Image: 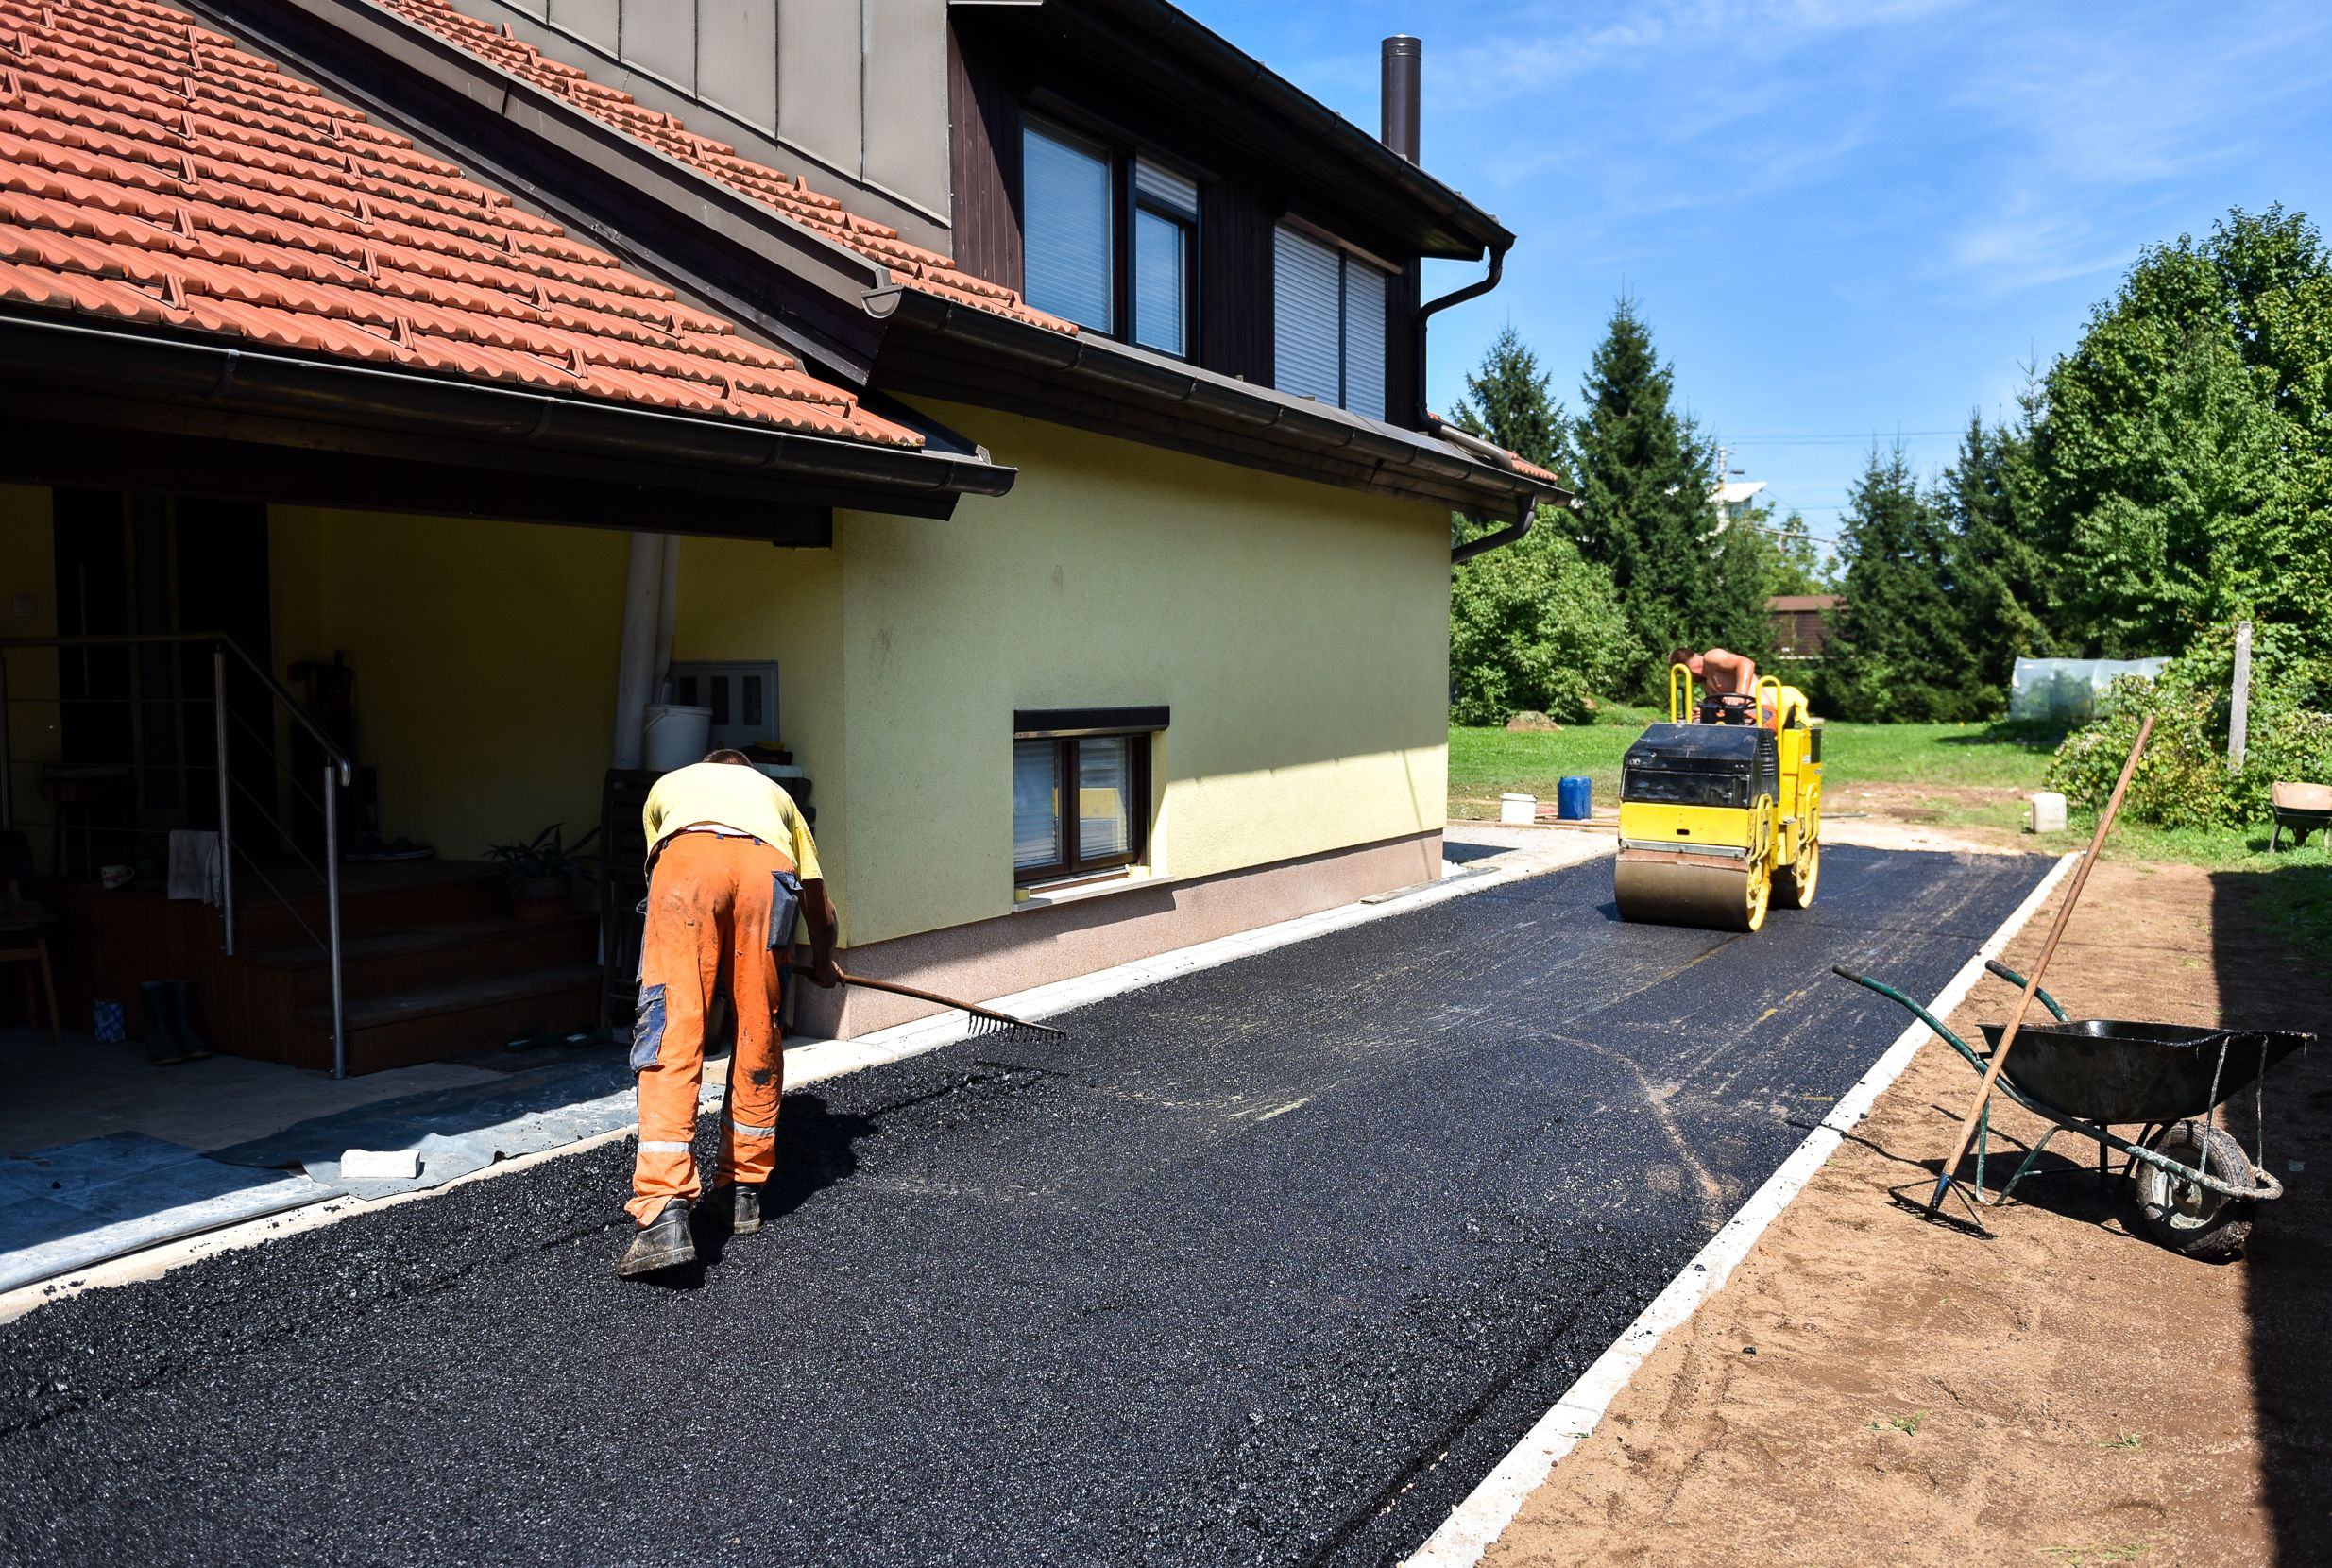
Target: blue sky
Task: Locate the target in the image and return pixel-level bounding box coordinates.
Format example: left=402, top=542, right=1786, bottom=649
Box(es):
left=1180, top=0, right=2332, bottom=546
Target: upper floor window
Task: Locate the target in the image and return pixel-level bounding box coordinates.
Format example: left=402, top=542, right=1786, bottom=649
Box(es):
left=1272, top=224, right=1388, bottom=419
left=1130, top=160, right=1197, bottom=357
left=1020, top=117, right=1198, bottom=357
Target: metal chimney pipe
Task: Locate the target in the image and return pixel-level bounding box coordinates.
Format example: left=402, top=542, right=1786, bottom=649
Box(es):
left=1381, top=35, right=1421, bottom=162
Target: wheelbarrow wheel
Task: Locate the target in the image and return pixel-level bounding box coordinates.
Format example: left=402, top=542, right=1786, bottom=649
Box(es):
left=2134, top=1121, right=2255, bottom=1259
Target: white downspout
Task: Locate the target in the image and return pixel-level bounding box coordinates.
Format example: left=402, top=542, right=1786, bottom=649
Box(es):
left=611, top=532, right=665, bottom=770
left=653, top=533, right=681, bottom=706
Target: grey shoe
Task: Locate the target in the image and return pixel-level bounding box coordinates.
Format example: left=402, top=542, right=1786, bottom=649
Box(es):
left=616, top=1198, right=695, bottom=1277
left=714, top=1183, right=762, bottom=1236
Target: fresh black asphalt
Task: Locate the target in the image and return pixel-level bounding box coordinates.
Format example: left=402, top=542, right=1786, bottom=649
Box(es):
left=0, top=844, right=2049, bottom=1566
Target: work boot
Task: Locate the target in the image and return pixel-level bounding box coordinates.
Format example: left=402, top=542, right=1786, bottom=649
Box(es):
left=140, top=980, right=189, bottom=1066
left=616, top=1198, right=696, bottom=1278
left=163, top=980, right=212, bottom=1062
left=712, top=1183, right=762, bottom=1236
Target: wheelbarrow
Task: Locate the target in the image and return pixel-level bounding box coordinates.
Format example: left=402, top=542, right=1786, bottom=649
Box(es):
left=1832, top=960, right=2310, bottom=1257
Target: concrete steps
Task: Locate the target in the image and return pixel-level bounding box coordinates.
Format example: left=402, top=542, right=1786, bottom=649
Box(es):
left=295, top=962, right=604, bottom=1075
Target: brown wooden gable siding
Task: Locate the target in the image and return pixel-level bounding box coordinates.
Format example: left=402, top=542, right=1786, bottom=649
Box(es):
left=947, top=26, right=1024, bottom=296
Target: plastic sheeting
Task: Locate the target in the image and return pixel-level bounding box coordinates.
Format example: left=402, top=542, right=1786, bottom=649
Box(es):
left=0, top=1133, right=330, bottom=1294
left=2009, top=656, right=2170, bottom=723
left=211, top=1056, right=638, bottom=1200
left=2, top=1051, right=742, bottom=1294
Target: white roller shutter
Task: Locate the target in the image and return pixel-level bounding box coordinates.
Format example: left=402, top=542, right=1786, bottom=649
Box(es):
left=1342, top=260, right=1388, bottom=420
left=1023, top=122, right=1114, bottom=332
left=1273, top=224, right=1342, bottom=404
left=1132, top=158, right=1198, bottom=216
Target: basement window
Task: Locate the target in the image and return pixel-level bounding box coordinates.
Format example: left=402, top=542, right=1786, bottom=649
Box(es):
left=669, top=661, right=779, bottom=752
left=1012, top=707, right=1164, bottom=887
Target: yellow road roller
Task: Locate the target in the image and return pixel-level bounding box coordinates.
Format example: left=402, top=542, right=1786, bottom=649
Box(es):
left=1612, top=667, right=1822, bottom=931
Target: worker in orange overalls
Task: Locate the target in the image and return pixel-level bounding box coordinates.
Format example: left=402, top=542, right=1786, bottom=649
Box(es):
left=619, top=748, right=839, bottom=1278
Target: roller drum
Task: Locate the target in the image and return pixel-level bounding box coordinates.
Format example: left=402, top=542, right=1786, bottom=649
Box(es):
left=1613, top=852, right=1767, bottom=932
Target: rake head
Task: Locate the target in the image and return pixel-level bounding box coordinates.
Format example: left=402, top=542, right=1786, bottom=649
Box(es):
left=1887, top=1180, right=1995, bottom=1239
left=965, top=1009, right=1067, bottom=1043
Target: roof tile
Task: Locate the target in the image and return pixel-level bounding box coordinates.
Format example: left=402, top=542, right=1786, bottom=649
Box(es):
left=0, top=0, right=923, bottom=448
left=374, top=0, right=1078, bottom=338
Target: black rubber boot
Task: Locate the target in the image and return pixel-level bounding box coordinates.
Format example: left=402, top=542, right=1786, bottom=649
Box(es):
left=140, top=980, right=189, bottom=1066
left=164, top=980, right=212, bottom=1061
left=713, top=1184, right=762, bottom=1236
left=616, top=1198, right=696, bottom=1278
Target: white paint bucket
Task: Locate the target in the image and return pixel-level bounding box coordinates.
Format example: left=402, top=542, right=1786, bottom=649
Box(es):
left=1500, top=793, right=1538, bottom=827
left=642, top=704, right=713, bottom=772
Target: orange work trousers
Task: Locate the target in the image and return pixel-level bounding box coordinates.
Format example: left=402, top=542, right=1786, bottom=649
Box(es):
left=628, top=831, right=799, bottom=1225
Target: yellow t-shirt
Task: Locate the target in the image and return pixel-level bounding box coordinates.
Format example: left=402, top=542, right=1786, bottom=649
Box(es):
left=641, top=762, right=823, bottom=879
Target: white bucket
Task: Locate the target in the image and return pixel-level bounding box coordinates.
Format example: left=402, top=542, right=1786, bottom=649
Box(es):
left=642, top=704, right=713, bottom=772
left=1500, top=793, right=1538, bottom=827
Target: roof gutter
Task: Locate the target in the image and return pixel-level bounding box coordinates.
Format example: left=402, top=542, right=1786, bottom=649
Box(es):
left=0, top=312, right=1016, bottom=503
left=866, top=282, right=1563, bottom=517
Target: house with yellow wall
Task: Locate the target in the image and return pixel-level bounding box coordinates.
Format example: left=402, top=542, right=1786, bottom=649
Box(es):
left=0, top=0, right=1558, bottom=1068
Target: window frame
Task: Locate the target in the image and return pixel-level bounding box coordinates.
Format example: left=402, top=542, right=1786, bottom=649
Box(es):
left=1128, top=162, right=1200, bottom=359
left=1011, top=710, right=1163, bottom=888
left=1018, top=111, right=1200, bottom=360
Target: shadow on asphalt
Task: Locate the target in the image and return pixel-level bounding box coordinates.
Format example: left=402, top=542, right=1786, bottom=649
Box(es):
left=641, top=1092, right=877, bottom=1292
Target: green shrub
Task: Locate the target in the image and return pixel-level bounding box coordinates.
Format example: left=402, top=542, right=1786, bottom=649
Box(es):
left=2047, top=624, right=2332, bottom=827
left=1450, top=510, right=1643, bottom=725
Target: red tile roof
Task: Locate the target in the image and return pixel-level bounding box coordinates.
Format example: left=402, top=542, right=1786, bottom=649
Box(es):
left=1424, top=412, right=1563, bottom=486
left=378, top=0, right=1078, bottom=337
left=0, top=0, right=923, bottom=446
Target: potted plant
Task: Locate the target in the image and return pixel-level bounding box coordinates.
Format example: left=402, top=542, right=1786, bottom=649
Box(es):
left=485, top=823, right=600, bottom=922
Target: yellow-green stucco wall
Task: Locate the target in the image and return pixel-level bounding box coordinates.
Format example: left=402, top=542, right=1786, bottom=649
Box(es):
left=264, top=512, right=841, bottom=872
left=6, top=417, right=1450, bottom=946
left=831, top=403, right=1451, bottom=946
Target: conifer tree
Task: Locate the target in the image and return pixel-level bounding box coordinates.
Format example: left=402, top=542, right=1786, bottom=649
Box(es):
left=1824, top=445, right=1975, bottom=721
left=1939, top=406, right=2053, bottom=713
left=1449, top=324, right=1569, bottom=477
left=1572, top=299, right=1768, bottom=690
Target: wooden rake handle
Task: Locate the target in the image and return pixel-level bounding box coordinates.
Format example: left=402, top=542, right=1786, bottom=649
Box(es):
left=790, top=963, right=1066, bottom=1039
left=1928, top=712, right=2154, bottom=1212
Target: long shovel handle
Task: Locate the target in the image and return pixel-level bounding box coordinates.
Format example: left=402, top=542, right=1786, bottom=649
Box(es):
left=791, top=964, right=1067, bottom=1039
left=1928, top=712, right=2153, bottom=1212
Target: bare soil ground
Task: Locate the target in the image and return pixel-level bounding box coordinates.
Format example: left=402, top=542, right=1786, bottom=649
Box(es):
left=1485, top=858, right=2332, bottom=1568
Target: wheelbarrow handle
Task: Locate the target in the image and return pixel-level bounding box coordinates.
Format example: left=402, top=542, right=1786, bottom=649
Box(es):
left=1982, top=958, right=2068, bottom=1023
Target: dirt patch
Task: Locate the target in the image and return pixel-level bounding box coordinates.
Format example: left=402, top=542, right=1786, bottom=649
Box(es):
left=1486, top=859, right=2331, bottom=1568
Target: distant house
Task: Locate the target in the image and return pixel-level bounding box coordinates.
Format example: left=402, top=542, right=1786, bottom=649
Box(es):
left=1710, top=478, right=1767, bottom=532
left=1767, top=595, right=1843, bottom=660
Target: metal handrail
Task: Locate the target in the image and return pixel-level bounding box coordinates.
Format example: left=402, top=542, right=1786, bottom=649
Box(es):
left=0, top=632, right=355, bottom=781
left=0, top=632, right=353, bottom=1076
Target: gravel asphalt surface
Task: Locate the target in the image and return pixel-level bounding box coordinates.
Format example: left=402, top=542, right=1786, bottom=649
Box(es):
left=0, top=844, right=2049, bottom=1566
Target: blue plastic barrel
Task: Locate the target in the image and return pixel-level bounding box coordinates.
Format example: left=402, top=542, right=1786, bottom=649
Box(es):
left=1557, top=775, right=1592, bottom=820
